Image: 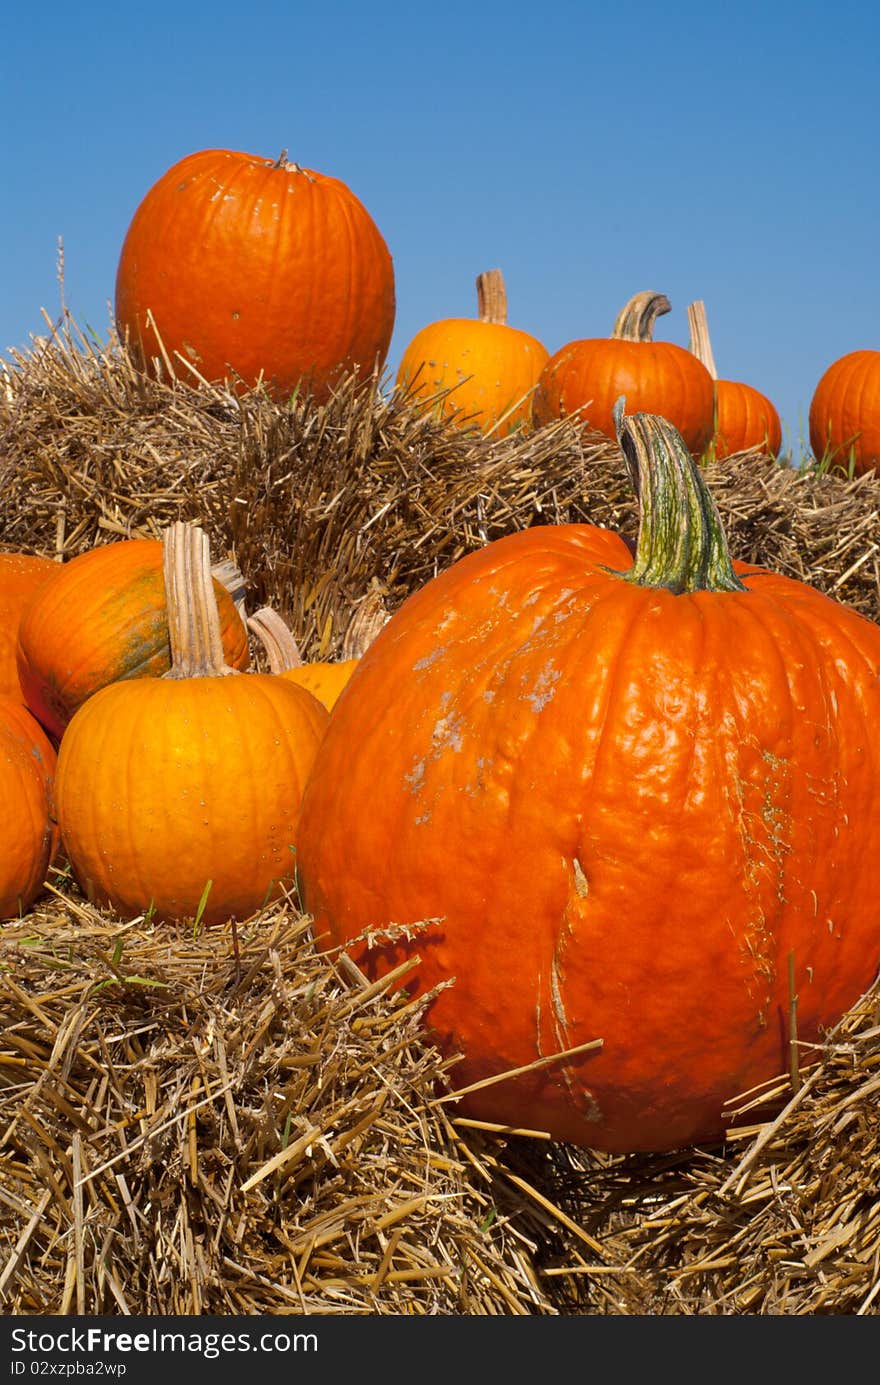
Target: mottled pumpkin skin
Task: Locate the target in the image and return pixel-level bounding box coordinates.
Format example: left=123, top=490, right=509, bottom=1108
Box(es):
left=809, top=349, right=880, bottom=476
left=534, top=339, right=715, bottom=456
left=0, top=553, right=59, bottom=701
left=17, top=539, right=250, bottom=740
left=713, top=379, right=783, bottom=460
left=0, top=696, right=58, bottom=919
left=55, top=674, right=328, bottom=926
left=296, top=524, right=880, bottom=1154
left=115, top=148, right=395, bottom=402
left=396, top=319, right=549, bottom=433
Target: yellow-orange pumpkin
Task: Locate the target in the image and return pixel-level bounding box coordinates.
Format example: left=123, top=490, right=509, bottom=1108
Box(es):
left=395, top=269, right=549, bottom=433
left=247, top=587, right=389, bottom=713
left=54, top=524, right=328, bottom=926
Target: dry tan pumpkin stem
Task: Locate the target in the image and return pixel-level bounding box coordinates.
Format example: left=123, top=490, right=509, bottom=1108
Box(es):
left=476, top=269, right=508, bottom=326
left=211, top=557, right=248, bottom=620
left=612, top=290, right=672, bottom=343
left=341, top=582, right=390, bottom=659
left=163, top=520, right=237, bottom=679
left=687, top=300, right=719, bottom=379
left=247, top=605, right=303, bottom=672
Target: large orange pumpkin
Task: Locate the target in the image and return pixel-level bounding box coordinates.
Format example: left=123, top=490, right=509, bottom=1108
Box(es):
left=115, top=148, right=396, bottom=402
left=54, top=524, right=328, bottom=926
left=0, top=552, right=59, bottom=701
left=0, top=695, right=58, bottom=919
left=687, top=300, right=782, bottom=460
left=295, top=400, right=880, bottom=1155
left=809, top=349, right=880, bottom=476
left=395, top=269, right=549, bottom=433
left=17, top=537, right=250, bottom=741
left=533, top=291, right=715, bottom=455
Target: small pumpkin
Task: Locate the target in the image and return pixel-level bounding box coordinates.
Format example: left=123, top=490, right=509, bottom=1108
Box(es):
left=395, top=269, right=549, bottom=433
left=533, top=291, right=715, bottom=455
left=0, top=551, right=59, bottom=701
left=687, top=300, right=782, bottom=460
left=54, top=523, right=329, bottom=926
left=115, top=147, right=395, bottom=402
left=247, top=585, right=389, bottom=712
left=0, top=695, right=58, bottom=920
left=295, top=399, right=880, bottom=1155
left=809, top=349, right=880, bottom=476
left=17, top=537, right=250, bottom=741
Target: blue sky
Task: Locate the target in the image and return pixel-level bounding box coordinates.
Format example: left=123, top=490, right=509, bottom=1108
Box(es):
left=2, top=0, right=878, bottom=459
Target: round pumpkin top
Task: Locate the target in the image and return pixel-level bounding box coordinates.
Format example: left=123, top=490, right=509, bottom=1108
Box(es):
left=395, top=269, right=549, bottom=433
left=115, top=147, right=396, bottom=401
left=533, top=291, right=715, bottom=455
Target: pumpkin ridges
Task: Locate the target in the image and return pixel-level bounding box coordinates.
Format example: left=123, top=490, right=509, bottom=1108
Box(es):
left=16, top=537, right=249, bottom=740
left=0, top=552, right=59, bottom=701
left=59, top=677, right=325, bottom=921
left=533, top=293, right=715, bottom=455
left=395, top=268, right=549, bottom=434
left=726, top=575, right=878, bottom=1028
left=714, top=379, right=782, bottom=459
left=115, top=148, right=395, bottom=401
left=0, top=697, right=58, bottom=919
left=294, top=408, right=880, bottom=1153
left=809, top=349, right=880, bottom=475
left=0, top=737, right=50, bottom=916
left=54, top=522, right=328, bottom=925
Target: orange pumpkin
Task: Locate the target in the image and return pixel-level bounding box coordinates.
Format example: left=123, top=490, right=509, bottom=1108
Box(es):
left=0, top=552, right=59, bottom=701
left=809, top=350, right=880, bottom=476
left=54, top=523, right=328, bottom=926
left=295, top=401, right=880, bottom=1155
left=17, top=537, right=250, bottom=741
left=115, top=148, right=395, bottom=402
left=247, top=587, right=389, bottom=713
left=395, top=269, right=549, bottom=433
left=533, top=291, right=715, bottom=455
left=0, top=695, right=58, bottom=919
left=687, top=300, right=782, bottom=460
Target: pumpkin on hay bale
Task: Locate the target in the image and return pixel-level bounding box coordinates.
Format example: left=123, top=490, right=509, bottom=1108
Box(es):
left=294, top=398, right=880, bottom=1155
left=1, top=314, right=880, bottom=1314
left=114, top=146, right=396, bottom=403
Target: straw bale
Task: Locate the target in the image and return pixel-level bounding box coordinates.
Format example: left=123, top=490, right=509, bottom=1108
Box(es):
left=2, top=312, right=880, bottom=1316
left=0, top=877, right=646, bottom=1316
